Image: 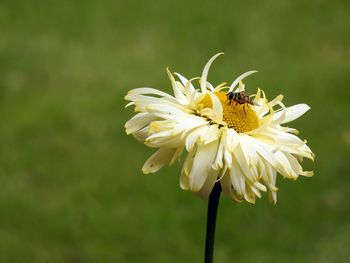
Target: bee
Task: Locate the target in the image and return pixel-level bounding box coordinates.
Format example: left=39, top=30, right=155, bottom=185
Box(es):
left=226, top=91, right=254, bottom=114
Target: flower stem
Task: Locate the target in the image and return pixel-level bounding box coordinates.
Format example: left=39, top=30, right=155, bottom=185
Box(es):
left=204, top=182, right=222, bottom=263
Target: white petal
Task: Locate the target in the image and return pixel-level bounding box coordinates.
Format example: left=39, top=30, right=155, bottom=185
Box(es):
left=125, top=102, right=134, bottom=108
left=185, top=128, right=202, bottom=152
left=166, top=69, right=188, bottom=104
left=200, top=53, right=224, bottom=93
left=232, top=143, right=258, bottom=183
left=181, top=77, right=201, bottom=102
left=132, top=126, right=149, bottom=143
left=197, top=169, right=219, bottom=199
left=272, top=106, right=286, bottom=125
left=300, top=170, right=314, bottom=177
left=226, top=128, right=240, bottom=152
left=274, top=104, right=310, bottom=124
left=224, top=150, right=232, bottom=169
left=188, top=140, right=219, bottom=191
left=180, top=172, right=190, bottom=190
left=212, top=137, right=224, bottom=170
left=148, top=120, right=175, bottom=134
left=258, top=158, right=278, bottom=192
left=170, top=146, right=184, bottom=165
left=284, top=152, right=303, bottom=175
left=199, top=125, right=221, bottom=144
left=126, top=95, right=188, bottom=115
left=230, top=158, right=246, bottom=196
left=249, top=184, right=263, bottom=198
left=125, top=112, right=155, bottom=134
left=146, top=103, right=189, bottom=119
left=174, top=72, right=195, bottom=94
left=244, top=187, right=256, bottom=204
left=284, top=152, right=313, bottom=177
left=272, top=129, right=306, bottom=147
left=269, top=191, right=277, bottom=204
left=229, top=71, right=258, bottom=92
left=145, top=130, right=183, bottom=148
left=239, top=134, right=259, bottom=167
left=207, top=91, right=223, bottom=121
left=255, top=94, right=283, bottom=118
left=213, top=82, right=228, bottom=92
left=125, top=94, right=164, bottom=109
left=220, top=172, right=241, bottom=201
left=185, top=125, right=220, bottom=151
left=142, top=148, right=177, bottom=174
left=174, top=72, right=195, bottom=91
left=268, top=94, right=284, bottom=108
left=248, top=139, right=278, bottom=167
left=236, top=81, right=245, bottom=92
left=265, top=164, right=278, bottom=204
left=180, top=149, right=196, bottom=190
left=274, top=151, right=298, bottom=179
left=207, top=81, right=215, bottom=92
left=127, top=87, right=176, bottom=100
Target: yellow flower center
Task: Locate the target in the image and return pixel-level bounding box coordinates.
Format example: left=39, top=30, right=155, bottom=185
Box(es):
left=199, top=91, right=259, bottom=133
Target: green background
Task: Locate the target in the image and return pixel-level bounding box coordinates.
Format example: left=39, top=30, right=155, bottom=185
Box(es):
left=1, top=0, right=349, bottom=262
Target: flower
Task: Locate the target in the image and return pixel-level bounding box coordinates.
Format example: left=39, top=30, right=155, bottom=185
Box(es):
left=125, top=53, right=314, bottom=204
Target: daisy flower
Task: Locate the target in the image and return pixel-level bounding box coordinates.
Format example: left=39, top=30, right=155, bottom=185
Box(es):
left=124, top=53, right=314, bottom=204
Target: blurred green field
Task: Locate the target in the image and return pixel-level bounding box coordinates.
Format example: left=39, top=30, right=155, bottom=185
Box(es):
left=0, top=0, right=349, bottom=262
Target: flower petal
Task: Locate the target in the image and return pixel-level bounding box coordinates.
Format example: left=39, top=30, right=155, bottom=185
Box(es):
left=166, top=69, right=188, bottom=104
left=132, top=126, right=149, bottom=143
left=207, top=91, right=223, bottom=121
left=230, top=157, right=246, bottom=196
left=185, top=124, right=219, bottom=151
left=197, top=169, right=220, bottom=199
left=212, top=136, right=225, bottom=170
left=174, top=72, right=194, bottom=90
left=200, top=53, right=224, bottom=93
left=226, top=128, right=240, bottom=152
left=127, top=87, right=176, bottom=100
left=188, top=140, right=219, bottom=191
left=125, top=112, right=155, bottom=134
left=220, top=171, right=242, bottom=202
left=274, top=104, right=310, bottom=124
left=229, top=70, right=258, bottom=92
left=142, top=148, right=177, bottom=174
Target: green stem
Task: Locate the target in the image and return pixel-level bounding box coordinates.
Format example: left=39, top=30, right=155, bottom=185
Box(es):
left=204, top=182, right=222, bottom=263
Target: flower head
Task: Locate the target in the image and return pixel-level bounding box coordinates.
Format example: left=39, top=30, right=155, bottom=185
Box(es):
left=125, top=53, right=314, bottom=204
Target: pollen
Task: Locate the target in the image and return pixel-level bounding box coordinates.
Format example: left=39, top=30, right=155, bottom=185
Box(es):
left=199, top=91, right=259, bottom=133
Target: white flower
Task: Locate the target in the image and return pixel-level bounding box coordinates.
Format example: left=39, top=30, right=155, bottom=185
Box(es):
left=125, top=53, right=314, bottom=204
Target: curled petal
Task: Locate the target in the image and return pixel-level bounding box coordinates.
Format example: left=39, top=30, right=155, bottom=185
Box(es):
left=142, top=148, right=177, bottom=174
left=200, top=53, right=224, bottom=93
left=229, top=71, right=258, bottom=92
left=274, top=104, right=310, bottom=124
left=207, top=91, right=223, bottom=121
left=188, top=140, right=219, bottom=191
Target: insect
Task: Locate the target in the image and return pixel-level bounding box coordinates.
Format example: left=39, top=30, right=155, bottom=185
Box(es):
left=226, top=91, right=254, bottom=105
left=226, top=91, right=254, bottom=114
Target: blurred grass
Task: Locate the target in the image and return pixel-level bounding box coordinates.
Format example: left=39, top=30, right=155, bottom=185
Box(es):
left=0, top=0, right=349, bottom=262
